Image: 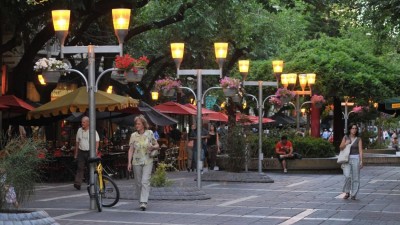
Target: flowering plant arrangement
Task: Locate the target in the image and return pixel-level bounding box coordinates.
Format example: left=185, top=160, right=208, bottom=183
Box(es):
left=220, top=76, right=241, bottom=89
left=275, top=88, right=295, bottom=99
left=269, top=96, right=282, bottom=108
left=114, top=54, right=150, bottom=72
left=311, top=95, right=326, bottom=104
left=33, top=58, right=70, bottom=72
left=155, top=77, right=181, bottom=91
left=352, top=106, right=364, bottom=113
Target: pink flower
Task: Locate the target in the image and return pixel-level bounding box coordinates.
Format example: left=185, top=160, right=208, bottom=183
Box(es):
left=275, top=88, right=295, bottom=99
left=352, top=106, right=363, bottom=113
left=220, top=77, right=240, bottom=89
left=269, top=96, right=282, bottom=107
left=155, top=78, right=181, bottom=91
left=311, top=95, right=325, bottom=104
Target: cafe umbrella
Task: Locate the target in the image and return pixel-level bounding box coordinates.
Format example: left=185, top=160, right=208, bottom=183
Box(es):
left=27, top=86, right=139, bottom=119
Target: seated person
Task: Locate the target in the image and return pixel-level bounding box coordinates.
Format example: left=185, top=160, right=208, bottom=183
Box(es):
left=275, top=135, right=294, bottom=173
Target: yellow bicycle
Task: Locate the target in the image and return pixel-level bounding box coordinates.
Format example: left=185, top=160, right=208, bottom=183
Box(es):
left=88, top=157, right=120, bottom=212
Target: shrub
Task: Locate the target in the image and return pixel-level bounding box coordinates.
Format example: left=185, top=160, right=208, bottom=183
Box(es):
left=222, top=125, right=247, bottom=172
left=247, top=133, right=336, bottom=158
left=150, top=163, right=173, bottom=187
left=0, top=138, right=43, bottom=210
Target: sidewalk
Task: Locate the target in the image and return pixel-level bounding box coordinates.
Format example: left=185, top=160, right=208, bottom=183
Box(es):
left=20, top=166, right=400, bottom=225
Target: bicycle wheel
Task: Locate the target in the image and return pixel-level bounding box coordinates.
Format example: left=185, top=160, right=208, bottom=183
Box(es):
left=101, top=175, right=120, bottom=207
left=94, top=175, right=103, bottom=212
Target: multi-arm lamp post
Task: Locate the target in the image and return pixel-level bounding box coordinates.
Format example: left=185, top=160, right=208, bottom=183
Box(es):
left=240, top=60, right=281, bottom=173
left=50, top=8, right=131, bottom=210
left=281, top=73, right=316, bottom=131
left=170, top=42, right=228, bottom=188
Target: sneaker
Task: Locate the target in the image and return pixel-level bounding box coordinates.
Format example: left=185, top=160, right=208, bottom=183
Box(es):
left=213, top=166, right=219, bottom=171
left=201, top=170, right=204, bottom=175
left=140, top=202, right=147, bottom=211
left=283, top=169, right=287, bottom=173
left=73, top=184, right=81, bottom=190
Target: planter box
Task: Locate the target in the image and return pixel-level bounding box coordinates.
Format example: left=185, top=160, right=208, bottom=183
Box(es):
left=42, top=70, right=61, bottom=83
left=124, top=67, right=146, bottom=82
left=217, top=155, right=341, bottom=172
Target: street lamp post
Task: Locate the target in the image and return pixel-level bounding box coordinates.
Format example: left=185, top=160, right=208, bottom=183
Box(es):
left=341, top=96, right=355, bottom=132
left=170, top=42, right=228, bottom=188
left=240, top=60, right=280, bottom=173
left=51, top=8, right=131, bottom=210
left=281, top=73, right=316, bottom=131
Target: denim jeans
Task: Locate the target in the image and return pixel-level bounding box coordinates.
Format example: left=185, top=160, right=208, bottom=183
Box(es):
left=341, top=156, right=361, bottom=197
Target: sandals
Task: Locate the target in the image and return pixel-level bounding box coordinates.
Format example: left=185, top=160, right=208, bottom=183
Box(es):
left=343, top=193, right=350, bottom=199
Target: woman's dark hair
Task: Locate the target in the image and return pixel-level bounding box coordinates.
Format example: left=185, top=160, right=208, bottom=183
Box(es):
left=346, top=123, right=359, bottom=136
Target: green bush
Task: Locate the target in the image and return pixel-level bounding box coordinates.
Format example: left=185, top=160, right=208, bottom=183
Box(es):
left=247, top=134, right=336, bottom=158
left=222, top=125, right=247, bottom=172
left=150, top=163, right=173, bottom=187
left=0, top=138, right=43, bottom=210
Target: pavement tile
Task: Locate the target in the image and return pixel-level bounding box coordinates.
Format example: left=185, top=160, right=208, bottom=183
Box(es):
left=18, top=166, right=400, bottom=225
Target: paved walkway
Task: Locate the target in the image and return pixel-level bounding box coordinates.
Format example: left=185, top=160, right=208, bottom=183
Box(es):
left=21, top=166, right=400, bottom=225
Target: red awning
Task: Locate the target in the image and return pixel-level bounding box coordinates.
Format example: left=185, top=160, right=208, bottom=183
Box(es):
left=153, top=101, right=197, bottom=115
left=184, top=104, right=218, bottom=115
left=0, top=95, right=34, bottom=113
left=203, top=112, right=228, bottom=122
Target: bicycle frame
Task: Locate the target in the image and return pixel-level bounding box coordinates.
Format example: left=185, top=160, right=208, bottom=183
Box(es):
left=96, top=162, right=104, bottom=192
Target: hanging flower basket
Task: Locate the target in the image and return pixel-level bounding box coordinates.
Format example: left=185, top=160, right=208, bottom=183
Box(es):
left=280, top=96, right=291, bottom=105
left=232, top=94, right=241, bottom=103
left=223, top=88, right=237, bottom=97
left=42, top=70, right=62, bottom=83
left=34, top=58, right=70, bottom=83
left=162, top=89, right=176, bottom=97
left=124, top=67, right=146, bottom=82
left=311, top=94, right=325, bottom=109
left=155, top=77, right=181, bottom=97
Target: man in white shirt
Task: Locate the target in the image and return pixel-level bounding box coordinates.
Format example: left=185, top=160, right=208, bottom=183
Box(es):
left=73, top=116, right=99, bottom=190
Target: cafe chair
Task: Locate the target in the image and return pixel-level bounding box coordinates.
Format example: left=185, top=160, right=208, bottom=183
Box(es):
left=177, top=141, right=187, bottom=171
left=164, top=147, right=179, bottom=170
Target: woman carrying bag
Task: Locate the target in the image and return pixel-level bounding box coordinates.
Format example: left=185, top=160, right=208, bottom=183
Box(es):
left=339, top=123, right=363, bottom=200
left=127, top=115, right=159, bottom=211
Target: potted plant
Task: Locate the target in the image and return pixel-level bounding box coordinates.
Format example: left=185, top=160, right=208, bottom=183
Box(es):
left=33, top=58, right=70, bottom=83
left=269, top=96, right=283, bottom=109
left=0, top=137, right=57, bottom=224
left=114, top=54, right=150, bottom=82
left=311, top=94, right=326, bottom=108
left=220, top=77, right=240, bottom=97
left=275, top=88, right=295, bottom=104
left=155, top=77, right=181, bottom=97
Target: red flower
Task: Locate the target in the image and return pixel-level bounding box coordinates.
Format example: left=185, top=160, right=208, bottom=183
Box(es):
left=114, top=54, right=150, bottom=72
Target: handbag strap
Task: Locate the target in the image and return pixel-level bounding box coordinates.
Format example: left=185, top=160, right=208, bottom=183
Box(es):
left=347, top=136, right=357, bottom=146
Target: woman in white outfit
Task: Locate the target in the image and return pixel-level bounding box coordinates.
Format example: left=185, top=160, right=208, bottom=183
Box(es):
left=127, top=115, right=159, bottom=211
left=339, top=123, right=363, bottom=200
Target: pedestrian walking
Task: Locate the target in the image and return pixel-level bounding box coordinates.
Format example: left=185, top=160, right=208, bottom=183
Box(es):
left=127, top=115, right=159, bottom=211
left=339, top=123, right=363, bottom=200
left=207, top=124, right=220, bottom=171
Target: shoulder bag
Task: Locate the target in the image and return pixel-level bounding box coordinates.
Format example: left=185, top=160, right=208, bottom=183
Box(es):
left=337, top=137, right=357, bottom=164
left=146, top=130, right=159, bottom=158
